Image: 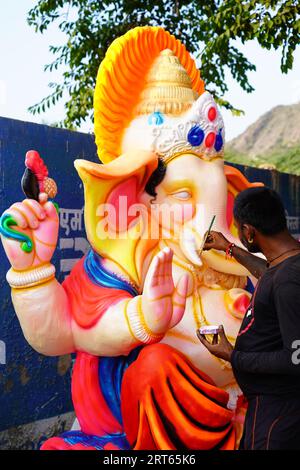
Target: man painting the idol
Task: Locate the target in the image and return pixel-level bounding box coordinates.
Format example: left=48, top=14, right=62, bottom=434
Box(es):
left=198, top=186, right=300, bottom=450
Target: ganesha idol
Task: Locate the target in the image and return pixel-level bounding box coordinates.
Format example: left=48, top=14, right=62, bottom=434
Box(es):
left=0, top=27, right=262, bottom=450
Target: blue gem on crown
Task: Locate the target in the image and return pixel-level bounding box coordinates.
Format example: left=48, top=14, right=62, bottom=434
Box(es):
left=148, top=111, right=165, bottom=126
left=214, top=130, right=223, bottom=152
left=187, top=126, right=205, bottom=147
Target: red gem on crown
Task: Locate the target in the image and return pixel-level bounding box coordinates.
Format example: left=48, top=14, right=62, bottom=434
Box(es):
left=205, top=132, right=216, bottom=148
left=207, top=106, right=217, bottom=122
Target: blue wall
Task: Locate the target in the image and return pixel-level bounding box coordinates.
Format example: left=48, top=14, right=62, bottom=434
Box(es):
left=0, top=116, right=299, bottom=447
left=0, top=117, right=98, bottom=440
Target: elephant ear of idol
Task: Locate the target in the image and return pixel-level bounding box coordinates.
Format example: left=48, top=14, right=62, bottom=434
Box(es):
left=74, top=26, right=205, bottom=286
left=224, top=165, right=263, bottom=239
left=74, top=150, right=158, bottom=286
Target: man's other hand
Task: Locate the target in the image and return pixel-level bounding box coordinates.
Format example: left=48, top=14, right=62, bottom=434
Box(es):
left=197, top=325, right=234, bottom=362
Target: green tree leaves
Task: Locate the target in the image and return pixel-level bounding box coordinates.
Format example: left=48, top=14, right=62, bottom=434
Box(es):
left=27, top=0, right=300, bottom=129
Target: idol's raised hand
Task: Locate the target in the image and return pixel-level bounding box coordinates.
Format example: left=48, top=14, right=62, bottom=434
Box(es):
left=0, top=194, right=59, bottom=271
left=141, top=247, right=189, bottom=334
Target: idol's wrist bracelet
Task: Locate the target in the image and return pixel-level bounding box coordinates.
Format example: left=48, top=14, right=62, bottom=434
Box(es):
left=7, top=264, right=56, bottom=289
left=125, top=296, right=164, bottom=344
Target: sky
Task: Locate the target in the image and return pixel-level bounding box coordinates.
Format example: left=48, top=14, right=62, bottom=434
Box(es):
left=1, top=0, right=300, bottom=141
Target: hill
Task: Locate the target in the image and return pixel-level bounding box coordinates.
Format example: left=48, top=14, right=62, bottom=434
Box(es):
left=226, top=102, right=300, bottom=175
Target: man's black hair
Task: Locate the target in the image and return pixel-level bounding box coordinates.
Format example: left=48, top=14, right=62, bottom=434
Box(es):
left=233, top=186, right=287, bottom=236
left=144, top=158, right=167, bottom=198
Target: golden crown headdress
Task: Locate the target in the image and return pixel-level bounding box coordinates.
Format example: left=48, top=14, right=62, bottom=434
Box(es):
left=93, top=26, right=224, bottom=164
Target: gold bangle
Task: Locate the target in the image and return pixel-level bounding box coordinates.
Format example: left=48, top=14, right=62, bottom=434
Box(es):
left=6, top=264, right=55, bottom=289
left=126, top=296, right=164, bottom=344
left=136, top=296, right=163, bottom=340
left=124, top=299, right=139, bottom=342
left=11, top=274, right=55, bottom=290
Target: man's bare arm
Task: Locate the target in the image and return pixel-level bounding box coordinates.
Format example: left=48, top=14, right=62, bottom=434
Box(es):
left=230, top=245, right=266, bottom=279
left=203, top=231, right=267, bottom=279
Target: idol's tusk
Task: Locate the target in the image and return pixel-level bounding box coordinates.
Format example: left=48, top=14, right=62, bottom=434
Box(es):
left=180, top=229, right=203, bottom=267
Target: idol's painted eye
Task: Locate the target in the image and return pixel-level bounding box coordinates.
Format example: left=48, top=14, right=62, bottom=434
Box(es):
left=170, top=190, right=192, bottom=200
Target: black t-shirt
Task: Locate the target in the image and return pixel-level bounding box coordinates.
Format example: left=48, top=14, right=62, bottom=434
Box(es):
left=232, top=252, right=300, bottom=398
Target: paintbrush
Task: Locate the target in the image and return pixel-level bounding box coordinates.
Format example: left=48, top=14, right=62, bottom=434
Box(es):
left=197, top=215, right=216, bottom=256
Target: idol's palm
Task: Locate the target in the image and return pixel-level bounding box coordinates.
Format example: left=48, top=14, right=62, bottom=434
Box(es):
left=142, top=247, right=189, bottom=334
